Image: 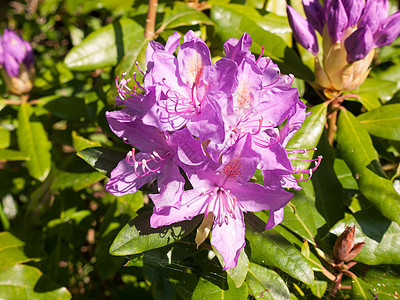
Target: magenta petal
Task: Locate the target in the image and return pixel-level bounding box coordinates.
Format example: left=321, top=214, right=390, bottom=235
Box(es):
left=150, top=188, right=206, bottom=228
left=373, top=11, right=400, bottom=47
left=224, top=33, right=252, bottom=61
left=211, top=207, right=245, bottom=270
left=345, top=26, right=374, bottom=63
left=165, top=32, right=181, bottom=53
left=207, top=58, right=238, bottom=96
left=105, top=153, right=159, bottom=196
left=257, top=143, right=292, bottom=172
left=265, top=207, right=284, bottom=230
left=3, top=52, right=20, bottom=77
left=171, top=128, right=208, bottom=167
left=359, top=0, right=389, bottom=33
left=226, top=181, right=293, bottom=212
left=287, top=5, right=319, bottom=55
left=302, top=0, right=324, bottom=34
left=149, top=162, right=184, bottom=211
left=327, top=0, right=349, bottom=43
left=341, top=0, right=365, bottom=27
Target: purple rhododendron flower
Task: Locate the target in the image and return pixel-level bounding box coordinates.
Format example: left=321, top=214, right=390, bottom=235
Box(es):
left=106, top=31, right=321, bottom=269
left=0, top=29, right=35, bottom=95
left=287, top=0, right=400, bottom=91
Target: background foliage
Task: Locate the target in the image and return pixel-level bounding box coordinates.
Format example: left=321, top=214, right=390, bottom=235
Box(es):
left=1, top=0, right=400, bottom=299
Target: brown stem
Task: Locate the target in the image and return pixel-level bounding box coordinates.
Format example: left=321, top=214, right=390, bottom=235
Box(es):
left=329, top=273, right=343, bottom=300
left=144, top=0, right=158, bottom=38
left=327, top=109, right=338, bottom=145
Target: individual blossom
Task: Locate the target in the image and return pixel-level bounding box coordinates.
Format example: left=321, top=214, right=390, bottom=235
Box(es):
left=287, top=0, right=400, bottom=93
left=0, top=29, right=35, bottom=95
left=106, top=32, right=320, bottom=269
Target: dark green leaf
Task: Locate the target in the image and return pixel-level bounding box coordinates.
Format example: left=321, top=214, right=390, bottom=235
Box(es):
left=246, top=262, right=290, bottom=300
left=77, top=147, right=126, bottom=177
left=286, top=103, right=328, bottom=170
left=357, top=104, right=400, bottom=141
left=281, top=180, right=325, bottom=243
left=213, top=247, right=249, bottom=288
left=245, top=214, right=314, bottom=285
left=211, top=4, right=314, bottom=81
left=109, top=210, right=201, bottom=255
left=352, top=277, right=374, bottom=300
left=312, top=132, right=345, bottom=232
left=337, top=109, right=400, bottom=225
left=333, top=158, right=358, bottom=190
left=192, top=275, right=248, bottom=300
left=0, top=264, right=71, bottom=299
left=329, top=207, right=400, bottom=265
left=64, top=18, right=144, bottom=71
left=17, top=103, right=52, bottom=181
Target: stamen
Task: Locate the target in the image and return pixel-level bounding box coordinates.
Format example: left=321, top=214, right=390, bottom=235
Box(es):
left=256, top=46, right=265, bottom=63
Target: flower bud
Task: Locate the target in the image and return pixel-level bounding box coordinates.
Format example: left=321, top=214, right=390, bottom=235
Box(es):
left=333, top=225, right=365, bottom=263
left=0, top=29, right=35, bottom=95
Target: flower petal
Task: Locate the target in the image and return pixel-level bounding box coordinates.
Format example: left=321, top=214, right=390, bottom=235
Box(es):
left=344, top=26, right=374, bottom=63
left=210, top=206, right=245, bottom=270
left=224, top=33, right=253, bottom=62
left=341, top=0, right=365, bottom=27
left=373, top=11, right=400, bottom=48
left=359, top=0, right=389, bottom=33
left=302, top=0, right=324, bottom=34
left=327, top=0, right=349, bottom=43
left=265, top=207, right=285, bottom=230
left=287, top=5, right=319, bottom=55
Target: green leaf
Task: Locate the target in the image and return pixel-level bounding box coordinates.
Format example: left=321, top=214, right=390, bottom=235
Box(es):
left=246, top=262, right=290, bottom=300
left=286, top=103, right=328, bottom=170
left=357, top=104, right=400, bottom=141
left=109, top=210, right=201, bottom=255
left=351, top=78, right=397, bottom=110
left=312, top=132, right=345, bottom=232
left=0, top=232, right=31, bottom=270
left=51, top=171, right=106, bottom=192
left=245, top=214, right=314, bottom=285
left=352, top=277, right=374, bottom=300
left=329, top=207, right=400, bottom=265
left=17, top=103, right=52, bottom=181
left=77, top=147, right=126, bottom=177
left=281, top=180, right=325, bottom=243
left=158, top=2, right=214, bottom=31
left=310, top=280, right=327, bottom=298
left=0, top=264, right=71, bottom=299
left=0, top=149, right=28, bottom=161
left=213, top=247, right=249, bottom=288
left=72, top=131, right=102, bottom=153
left=64, top=18, right=144, bottom=71
left=0, top=127, right=10, bottom=149
left=210, top=4, right=314, bottom=81
left=0, top=232, right=24, bottom=250
left=333, top=158, right=358, bottom=190
left=192, top=275, right=248, bottom=300
left=363, top=266, right=400, bottom=300
left=337, top=109, right=400, bottom=225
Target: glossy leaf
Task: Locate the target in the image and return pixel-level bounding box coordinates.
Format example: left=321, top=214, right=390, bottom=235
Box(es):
left=333, top=158, right=358, bottom=190
left=310, top=281, right=327, bottom=298
left=337, top=109, right=400, bottom=225
left=363, top=266, right=400, bottom=300
left=357, top=104, right=400, bottom=141
left=245, top=213, right=314, bottom=285
left=64, top=18, right=144, bottom=71
left=77, top=147, right=126, bottom=177
left=312, top=133, right=345, bottom=232
left=0, top=149, right=28, bottom=161
left=245, top=262, right=290, bottom=300
left=0, top=247, right=31, bottom=270
left=213, top=247, right=249, bottom=288
left=286, top=103, right=328, bottom=170
left=0, top=264, right=71, bottom=299
left=17, top=103, right=52, bottom=181
left=158, top=2, right=214, bottom=31
left=109, top=210, right=201, bottom=255
left=281, top=180, right=325, bottom=243
left=351, top=78, right=397, bottom=110
left=329, top=207, right=400, bottom=265
left=51, top=171, right=106, bottom=192
left=192, top=275, right=248, bottom=300
left=72, top=131, right=102, bottom=153
left=211, top=4, right=314, bottom=81
left=352, top=277, right=374, bottom=300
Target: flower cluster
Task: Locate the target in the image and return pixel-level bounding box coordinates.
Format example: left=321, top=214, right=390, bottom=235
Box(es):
left=287, top=0, right=400, bottom=92
left=0, top=29, right=35, bottom=95
left=106, top=32, right=321, bottom=269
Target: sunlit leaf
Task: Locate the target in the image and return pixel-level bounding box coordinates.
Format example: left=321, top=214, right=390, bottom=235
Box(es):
left=77, top=147, right=126, bottom=177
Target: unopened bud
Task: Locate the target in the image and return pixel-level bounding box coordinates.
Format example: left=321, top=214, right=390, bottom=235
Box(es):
left=333, top=225, right=365, bottom=263
left=0, top=29, right=35, bottom=95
